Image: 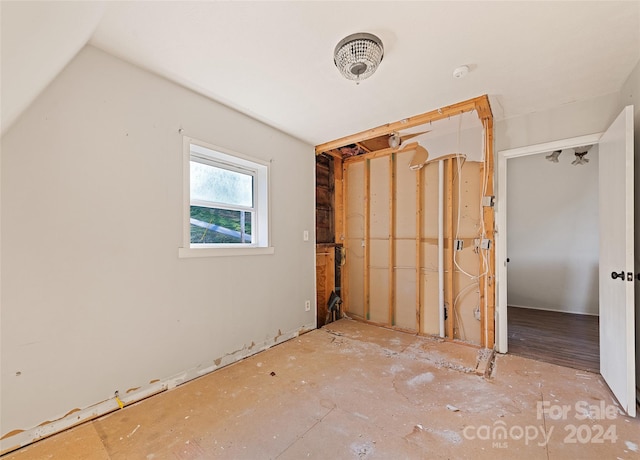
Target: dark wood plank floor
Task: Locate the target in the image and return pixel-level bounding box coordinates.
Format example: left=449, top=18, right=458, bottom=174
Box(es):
left=507, top=306, right=599, bottom=373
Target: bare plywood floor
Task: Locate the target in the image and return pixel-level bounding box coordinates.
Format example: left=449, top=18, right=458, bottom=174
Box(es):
left=4, top=319, right=638, bottom=459
left=507, top=306, right=599, bottom=373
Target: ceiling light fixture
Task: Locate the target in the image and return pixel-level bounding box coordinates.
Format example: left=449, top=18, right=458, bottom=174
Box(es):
left=334, top=32, right=384, bottom=83
left=546, top=150, right=561, bottom=163
left=572, top=145, right=592, bottom=166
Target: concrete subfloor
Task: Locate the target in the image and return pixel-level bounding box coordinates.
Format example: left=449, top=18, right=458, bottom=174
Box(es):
left=3, top=319, right=639, bottom=459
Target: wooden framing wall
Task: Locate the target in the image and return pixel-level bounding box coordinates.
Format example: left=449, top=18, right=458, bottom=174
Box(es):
left=316, top=95, right=495, bottom=348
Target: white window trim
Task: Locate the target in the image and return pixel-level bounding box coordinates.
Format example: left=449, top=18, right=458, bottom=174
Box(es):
left=179, top=137, right=273, bottom=258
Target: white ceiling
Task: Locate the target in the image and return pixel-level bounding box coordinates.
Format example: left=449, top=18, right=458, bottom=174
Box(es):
left=2, top=1, right=639, bottom=144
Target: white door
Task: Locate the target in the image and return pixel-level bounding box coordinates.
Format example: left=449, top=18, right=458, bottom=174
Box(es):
left=599, top=105, right=635, bottom=417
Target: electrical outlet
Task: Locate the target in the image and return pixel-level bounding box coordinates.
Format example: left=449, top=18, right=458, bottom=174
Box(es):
left=480, top=238, right=492, bottom=250
left=455, top=239, right=464, bottom=251
left=482, top=195, right=495, bottom=207
left=303, top=230, right=309, bottom=241
left=305, top=300, right=311, bottom=312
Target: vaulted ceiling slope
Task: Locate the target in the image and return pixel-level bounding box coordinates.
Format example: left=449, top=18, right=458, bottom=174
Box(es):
left=2, top=1, right=639, bottom=143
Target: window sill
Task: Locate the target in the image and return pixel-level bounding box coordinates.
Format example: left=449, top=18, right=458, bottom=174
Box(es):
left=178, top=246, right=275, bottom=258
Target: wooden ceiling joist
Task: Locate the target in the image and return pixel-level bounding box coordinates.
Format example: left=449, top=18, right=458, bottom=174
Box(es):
left=315, top=95, right=492, bottom=155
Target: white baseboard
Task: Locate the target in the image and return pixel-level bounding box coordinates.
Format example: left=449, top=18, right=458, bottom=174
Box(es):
left=0, top=323, right=314, bottom=456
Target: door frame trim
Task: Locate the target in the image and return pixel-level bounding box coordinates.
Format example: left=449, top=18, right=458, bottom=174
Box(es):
left=495, top=132, right=603, bottom=353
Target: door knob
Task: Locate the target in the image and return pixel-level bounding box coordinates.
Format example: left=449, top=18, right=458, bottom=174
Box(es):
left=611, top=271, right=625, bottom=280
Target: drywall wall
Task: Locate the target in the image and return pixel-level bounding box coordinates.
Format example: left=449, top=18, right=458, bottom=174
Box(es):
left=507, top=147, right=599, bottom=315
left=0, top=46, right=316, bottom=439
left=421, top=125, right=484, bottom=163
left=618, top=58, right=640, bottom=397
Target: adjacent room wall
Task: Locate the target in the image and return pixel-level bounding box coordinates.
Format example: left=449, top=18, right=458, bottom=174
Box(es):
left=507, top=148, right=599, bottom=315
left=0, top=46, right=316, bottom=438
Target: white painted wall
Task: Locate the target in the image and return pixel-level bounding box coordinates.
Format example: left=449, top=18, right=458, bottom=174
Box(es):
left=507, top=148, right=599, bottom=315
left=0, top=46, right=316, bottom=437
left=495, top=92, right=621, bottom=152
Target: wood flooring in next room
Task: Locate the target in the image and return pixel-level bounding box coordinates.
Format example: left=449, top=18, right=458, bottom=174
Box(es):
left=507, top=306, right=599, bottom=373
left=5, top=319, right=638, bottom=460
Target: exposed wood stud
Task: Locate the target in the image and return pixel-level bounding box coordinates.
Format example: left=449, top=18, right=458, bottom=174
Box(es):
left=481, top=116, right=496, bottom=348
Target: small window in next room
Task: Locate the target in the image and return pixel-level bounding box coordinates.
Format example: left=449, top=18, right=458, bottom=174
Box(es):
left=181, top=139, right=270, bottom=256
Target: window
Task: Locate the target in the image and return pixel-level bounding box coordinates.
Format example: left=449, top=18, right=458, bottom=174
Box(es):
left=180, top=139, right=271, bottom=257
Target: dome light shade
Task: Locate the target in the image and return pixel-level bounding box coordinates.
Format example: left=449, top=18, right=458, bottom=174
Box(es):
left=334, top=33, right=384, bottom=82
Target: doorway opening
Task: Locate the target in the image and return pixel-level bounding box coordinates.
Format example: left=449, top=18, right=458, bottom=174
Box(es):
left=497, top=107, right=636, bottom=417
left=505, top=147, right=600, bottom=372
left=495, top=132, right=603, bottom=352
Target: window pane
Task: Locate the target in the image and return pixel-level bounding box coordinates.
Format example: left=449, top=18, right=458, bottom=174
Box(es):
left=190, top=161, right=253, bottom=207
left=190, top=206, right=252, bottom=244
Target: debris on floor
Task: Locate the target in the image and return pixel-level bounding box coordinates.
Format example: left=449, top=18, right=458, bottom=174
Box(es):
left=4, top=318, right=638, bottom=460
